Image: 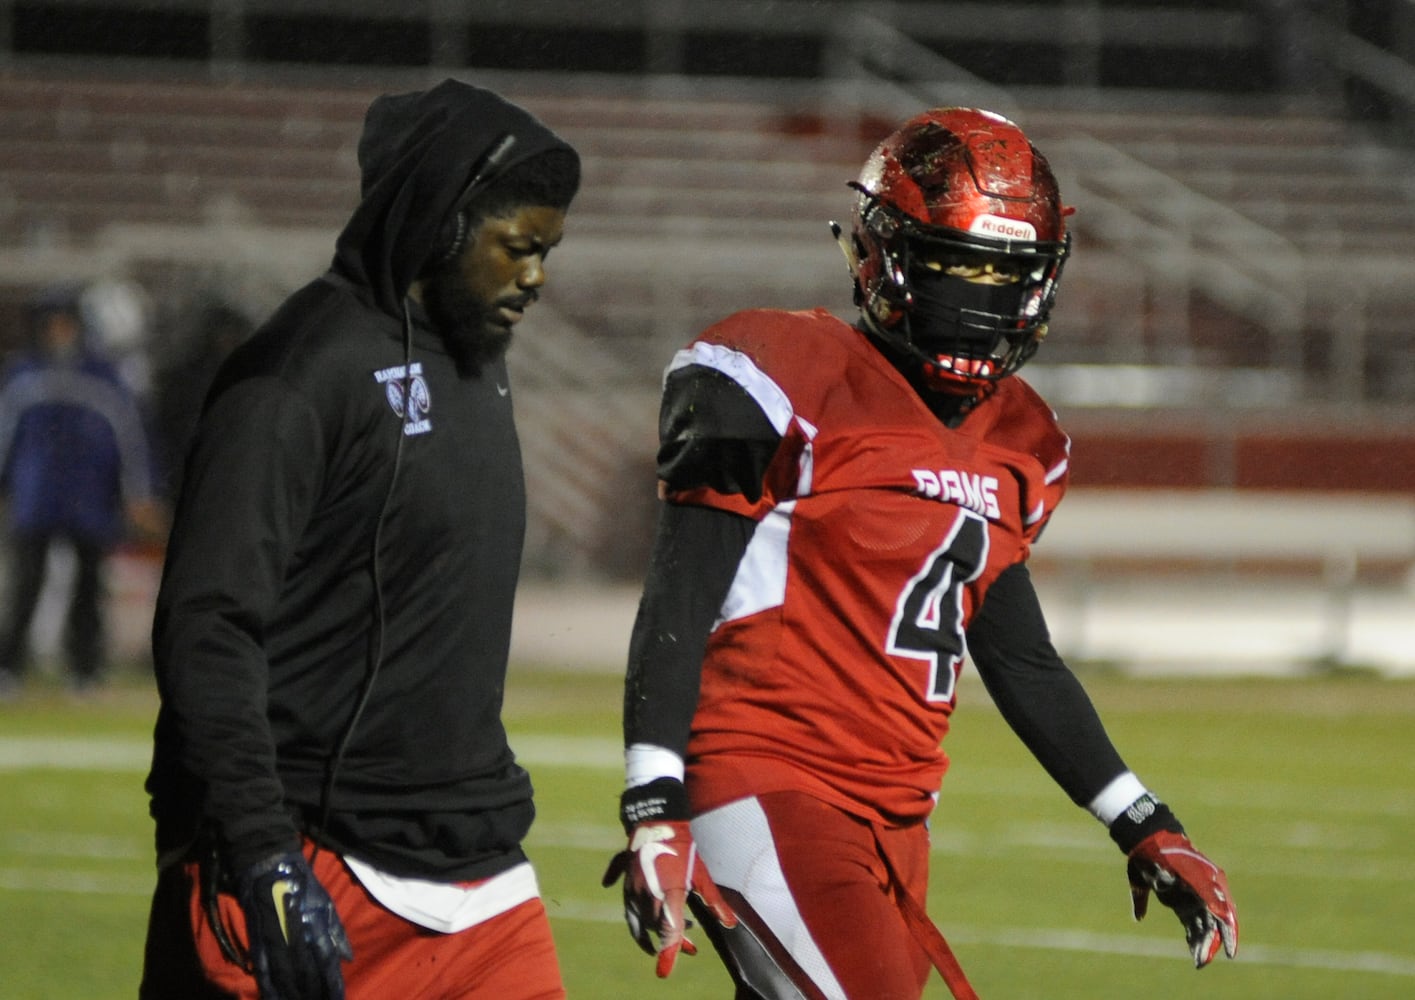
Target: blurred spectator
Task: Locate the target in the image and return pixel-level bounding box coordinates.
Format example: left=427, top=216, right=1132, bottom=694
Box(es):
left=0, top=285, right=162, bottom=696
left=81, top=277, right=156, bottom=401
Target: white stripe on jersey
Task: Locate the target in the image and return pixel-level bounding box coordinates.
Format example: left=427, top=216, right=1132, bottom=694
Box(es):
left=668, top=342, right=795, bottom=435
left=715, top=500, right=795, bottom=629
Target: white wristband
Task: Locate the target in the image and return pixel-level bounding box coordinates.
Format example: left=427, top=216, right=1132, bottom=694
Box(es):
left=1087, top=771, right=1150, bottom=826
left=624, top=743, right=684, bottom=789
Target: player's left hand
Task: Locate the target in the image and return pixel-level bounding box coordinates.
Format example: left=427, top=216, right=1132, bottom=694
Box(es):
left=1127, top=829, right=1238, bottom=968
left=601, top=779, right=737, bottom=977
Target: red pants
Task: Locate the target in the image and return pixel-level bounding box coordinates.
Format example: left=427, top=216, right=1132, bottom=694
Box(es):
left=140, top=843, right=564, bottom=1000
left=691, top=791, right=935, bottom=1000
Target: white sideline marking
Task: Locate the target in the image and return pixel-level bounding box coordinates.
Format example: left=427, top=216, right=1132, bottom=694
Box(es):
left=0, top=734, right=623, bottom=771
left=3, top=831, right=145, bottom=860
left=0, top=868, right=152, bottom=896
left=0, top=737, right=151, bottom=771
left=951, top=763, right=1415, bottom=818
left=6, top=737, right=1412, bottom=886
left=4, top=867, right=1411, bottom=980
left=546, top=902, right=1415, bottom=978
left=944, top=927, right=1415, bottom=978
left=2, top=734, right=1408, bottom=821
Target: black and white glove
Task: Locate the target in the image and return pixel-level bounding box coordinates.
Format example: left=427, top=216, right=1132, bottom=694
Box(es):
left=234, top=849, right=354, bottom=1000
left=1110, top=795, right=1238, bottom=968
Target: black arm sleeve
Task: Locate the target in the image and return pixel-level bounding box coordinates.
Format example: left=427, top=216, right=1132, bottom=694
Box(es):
left=623, top=501, right=755, bottom=757
left=966, top=561, right=1129, bottom=808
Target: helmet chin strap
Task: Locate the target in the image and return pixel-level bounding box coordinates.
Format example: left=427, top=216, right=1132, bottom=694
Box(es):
left=829, top=219, right=867, bottom=310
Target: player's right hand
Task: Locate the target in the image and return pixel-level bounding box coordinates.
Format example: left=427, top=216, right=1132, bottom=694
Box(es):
left=601, top=778, right=737, bottom=977
left=234, top=848, right=353, bottom=1000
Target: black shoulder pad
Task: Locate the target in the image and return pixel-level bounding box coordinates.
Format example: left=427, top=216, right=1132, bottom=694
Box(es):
left=657, top=364, right=782, bottom=502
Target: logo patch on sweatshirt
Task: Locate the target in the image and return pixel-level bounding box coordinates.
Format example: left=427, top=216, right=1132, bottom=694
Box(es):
left=374, top=363, right=432, bottom=436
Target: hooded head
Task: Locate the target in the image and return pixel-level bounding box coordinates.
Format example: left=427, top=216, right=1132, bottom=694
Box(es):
left=332, top=79, right=580, bottom=317
left=27, top=284, right=89, bottom=361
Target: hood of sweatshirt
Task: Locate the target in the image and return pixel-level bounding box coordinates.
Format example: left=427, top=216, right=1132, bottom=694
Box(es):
left=331, top=79, right=579, bottom=317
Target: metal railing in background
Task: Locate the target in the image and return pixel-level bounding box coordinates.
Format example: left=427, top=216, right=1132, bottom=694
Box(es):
left=1298, top=0, right=1415, bottom=138
left=2, top=1, right=1412, bottom=406
left=824, top=8, right=1311, bottom=396
left=1, top=1, right=1414, bottom=584
left=823, top=6, right=1414, bottom=408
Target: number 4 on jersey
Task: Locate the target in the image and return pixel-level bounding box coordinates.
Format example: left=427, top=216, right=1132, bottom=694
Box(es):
left=886, top=510, right=989, bottom=702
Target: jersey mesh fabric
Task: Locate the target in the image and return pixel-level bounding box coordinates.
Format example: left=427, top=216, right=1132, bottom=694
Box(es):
left=666, top=309, right=1070, bottom=825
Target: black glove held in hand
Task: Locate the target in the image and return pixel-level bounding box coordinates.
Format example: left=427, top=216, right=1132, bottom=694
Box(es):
left=235, top=850, right=353, bottom=1000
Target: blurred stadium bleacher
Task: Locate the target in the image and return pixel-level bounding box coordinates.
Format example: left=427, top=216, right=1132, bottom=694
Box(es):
left=2, top=0, right=1414, bottom=673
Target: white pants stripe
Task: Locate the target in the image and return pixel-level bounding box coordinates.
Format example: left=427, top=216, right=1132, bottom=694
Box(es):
left=692, top=796, right=848, bottom=1000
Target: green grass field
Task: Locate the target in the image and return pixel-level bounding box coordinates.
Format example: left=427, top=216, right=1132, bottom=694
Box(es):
left=3, top=664, right=1414, bottom=999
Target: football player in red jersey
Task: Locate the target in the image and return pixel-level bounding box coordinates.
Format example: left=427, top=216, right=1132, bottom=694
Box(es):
left=602, top=108, right=1238, bottom=999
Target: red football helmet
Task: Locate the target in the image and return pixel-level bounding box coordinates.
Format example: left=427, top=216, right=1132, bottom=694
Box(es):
left=839, top=107, right=1072, bottom=394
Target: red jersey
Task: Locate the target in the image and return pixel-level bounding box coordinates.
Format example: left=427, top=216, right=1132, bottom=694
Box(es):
left=667, top=308, right=1071, bottom=825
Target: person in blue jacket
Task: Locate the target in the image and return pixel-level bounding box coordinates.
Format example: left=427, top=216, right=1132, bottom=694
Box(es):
left=0, top=285, right=157, bottom=695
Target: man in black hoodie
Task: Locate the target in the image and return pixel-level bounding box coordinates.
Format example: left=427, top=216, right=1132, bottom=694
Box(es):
left=140, top=80, right=579, bottom=1000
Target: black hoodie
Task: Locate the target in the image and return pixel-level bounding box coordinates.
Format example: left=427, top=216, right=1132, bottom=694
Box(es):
left=146, top=81, right=579, bottom=881
left=333, top=78, right=574, bottom=315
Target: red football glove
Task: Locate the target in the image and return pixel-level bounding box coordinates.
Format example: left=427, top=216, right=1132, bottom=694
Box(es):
left=602, top=780, right=737, bottom=977
left=1127, top=829, right=1239, bottom=968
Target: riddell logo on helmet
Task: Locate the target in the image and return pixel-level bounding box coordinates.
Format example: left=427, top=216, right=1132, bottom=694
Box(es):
left=970, top=215, right=1036, bottom=241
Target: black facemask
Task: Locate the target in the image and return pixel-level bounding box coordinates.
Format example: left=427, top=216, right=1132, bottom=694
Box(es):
left=905, top=266, right=1031, bottom=362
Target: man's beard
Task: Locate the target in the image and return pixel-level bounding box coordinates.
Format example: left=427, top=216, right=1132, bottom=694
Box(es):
left=421, top=260, right=524, bottom=378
